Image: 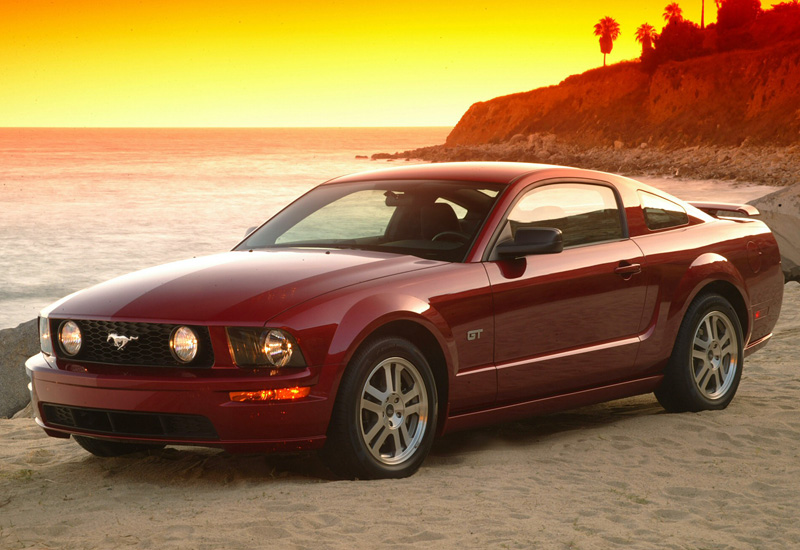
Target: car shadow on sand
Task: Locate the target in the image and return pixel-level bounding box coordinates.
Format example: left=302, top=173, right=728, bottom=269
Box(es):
left=426, top=394, right=665, bottom=467
left=40, top=394, right=665, bottom=483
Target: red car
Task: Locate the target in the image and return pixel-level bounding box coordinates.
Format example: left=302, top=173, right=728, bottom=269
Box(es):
left=26, top=162, right=783, bottom=479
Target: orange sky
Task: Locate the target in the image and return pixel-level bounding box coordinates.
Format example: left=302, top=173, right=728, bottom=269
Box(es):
left=0, top=0, right=735, bottom=127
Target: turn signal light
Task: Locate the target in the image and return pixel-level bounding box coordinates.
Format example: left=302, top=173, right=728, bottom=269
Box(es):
left=229, top=387, right=311, bottom=402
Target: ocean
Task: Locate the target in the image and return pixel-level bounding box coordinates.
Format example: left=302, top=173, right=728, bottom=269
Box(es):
left=1, top=127, right=780, bottom=331
left=0, top=127, right=449, bottom=329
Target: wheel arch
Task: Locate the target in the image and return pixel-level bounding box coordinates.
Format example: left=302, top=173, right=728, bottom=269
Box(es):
left=693, top=279, right=749, bottom=340
left=670, top=253, right=750, bottom=344
left=346, top=319, right=450, bottom=436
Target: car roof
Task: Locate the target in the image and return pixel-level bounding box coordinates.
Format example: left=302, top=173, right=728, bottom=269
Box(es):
left=324, top=161, right=567, bottom=186
left=324, top=162, right=706, bottom=211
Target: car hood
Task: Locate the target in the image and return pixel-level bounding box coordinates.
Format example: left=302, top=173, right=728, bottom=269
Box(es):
left=44, top=249, right=443, bottom=325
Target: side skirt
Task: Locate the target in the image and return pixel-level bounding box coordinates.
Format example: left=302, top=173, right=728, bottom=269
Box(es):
left=744, top=332, right=772, bottom=357
left=440, top=375, right=663, bottom=435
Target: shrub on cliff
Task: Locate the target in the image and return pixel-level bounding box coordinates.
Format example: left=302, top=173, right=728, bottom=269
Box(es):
left=771, top=0, right=800, bottom=13
left=717, top=0, right=762, bottom=50
left=653, top=19, right=706, bottom=63
left=718, top=0, right=762, bottom=30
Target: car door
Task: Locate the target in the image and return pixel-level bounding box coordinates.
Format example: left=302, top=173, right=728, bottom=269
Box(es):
left=484, top=182, right=648, bottom=403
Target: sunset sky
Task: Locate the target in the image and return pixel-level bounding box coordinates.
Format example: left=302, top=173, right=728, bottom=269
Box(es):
left=2, top=0, right=729, bottom=127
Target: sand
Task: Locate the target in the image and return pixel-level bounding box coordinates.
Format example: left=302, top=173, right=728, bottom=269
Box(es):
left=2, top=179, right=799, bottom=549
left=0, top=283, right=796, bottom=549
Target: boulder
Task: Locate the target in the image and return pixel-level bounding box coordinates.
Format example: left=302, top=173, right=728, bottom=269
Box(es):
left=749, top=184, right=800, bottom=283
left=0, top=319, right=38, bottom=418
left=12, top=401, right=33, bottom=419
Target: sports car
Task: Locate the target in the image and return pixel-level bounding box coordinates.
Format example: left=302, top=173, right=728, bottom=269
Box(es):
left=25, top=162, right=784, bottom=479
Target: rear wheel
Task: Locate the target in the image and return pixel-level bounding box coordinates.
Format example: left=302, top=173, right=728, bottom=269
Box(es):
left=73, top=435, right=165, bottom=457
left=655, top=293, right=743, bottom=412
left=321, top=337, right=438, bottom=479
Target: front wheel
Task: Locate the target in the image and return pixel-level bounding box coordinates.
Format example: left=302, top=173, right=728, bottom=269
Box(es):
left=655, top=293, right=744, bottom=413
left=321, top=337, right=438, bottom=479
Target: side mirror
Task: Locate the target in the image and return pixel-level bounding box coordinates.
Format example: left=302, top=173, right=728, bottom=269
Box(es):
left=496, top=227, right=563, bottom=259
left=244, top=226, right=257, bottom=238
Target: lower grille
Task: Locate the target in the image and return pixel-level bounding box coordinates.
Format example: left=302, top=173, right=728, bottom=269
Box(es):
left=42, top=404, right=218, bottom=440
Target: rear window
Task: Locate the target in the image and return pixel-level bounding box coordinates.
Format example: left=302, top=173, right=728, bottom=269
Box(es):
left=639, top=191, right=689, bottom=230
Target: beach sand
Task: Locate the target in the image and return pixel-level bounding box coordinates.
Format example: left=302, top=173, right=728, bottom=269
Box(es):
left=0, top=285, right=797, bottom=549
left=2, top=177, right=798, bottom=549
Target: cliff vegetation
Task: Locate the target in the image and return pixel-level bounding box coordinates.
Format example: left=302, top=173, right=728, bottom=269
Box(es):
left=375, top=3, right=800, bottom=185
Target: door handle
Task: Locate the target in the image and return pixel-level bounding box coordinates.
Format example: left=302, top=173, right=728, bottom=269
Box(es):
left=614, top=262, right=642, bottom=277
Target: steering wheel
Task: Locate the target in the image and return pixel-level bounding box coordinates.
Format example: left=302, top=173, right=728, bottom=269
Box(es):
left=432, top=231, right=469, bottom=243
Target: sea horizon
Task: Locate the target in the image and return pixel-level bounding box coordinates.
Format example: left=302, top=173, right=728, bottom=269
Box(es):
left=0, top=125, right=452, bottom=130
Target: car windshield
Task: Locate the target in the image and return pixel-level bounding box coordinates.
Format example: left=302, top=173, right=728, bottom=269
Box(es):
left=236, top=179, right=505, bottom=262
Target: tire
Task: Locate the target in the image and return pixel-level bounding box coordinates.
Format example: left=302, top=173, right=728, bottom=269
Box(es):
left=321, top=337, right=438, bottom=479
left=73, top=435, right=165, bottom=457
left=655, top=293, right=744, bottom=413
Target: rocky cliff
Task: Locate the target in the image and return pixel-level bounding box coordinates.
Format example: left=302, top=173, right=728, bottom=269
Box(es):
left=446, top=40, right=800, bottom=149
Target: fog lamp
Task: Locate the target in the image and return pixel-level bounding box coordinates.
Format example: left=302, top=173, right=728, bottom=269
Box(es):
left=59, top=320, right=82, bottom=356
left=170, top=326, right=198, bottom=363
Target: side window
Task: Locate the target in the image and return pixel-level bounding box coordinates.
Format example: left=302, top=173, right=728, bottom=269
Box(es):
left=505, top=183, right=623, bottom=248
left=639, top=191, right=689, bottom=230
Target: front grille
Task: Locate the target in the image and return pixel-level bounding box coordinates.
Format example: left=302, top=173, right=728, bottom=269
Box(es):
left=42, top=404, right=218, bottom=440
left=51, top=319, right=214, bottom=368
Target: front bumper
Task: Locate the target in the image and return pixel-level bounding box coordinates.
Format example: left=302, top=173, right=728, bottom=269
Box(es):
left=26, top=353, right=336, bottom=453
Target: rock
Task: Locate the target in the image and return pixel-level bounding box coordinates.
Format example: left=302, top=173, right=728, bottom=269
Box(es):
left=0, top=319, right=38, bottom=418
left=508, top=134, right=527, bottom=144
left=370, top=142, right=800, bottom=187
left=749, top=184, right=800, bottom=283
left=614, top=140, right=624, bottom=150
left=541, top=134, right=557, bottom=147
left=12, top=401, right=33, bottom=419
left=355, top=155, right=368, bottom=159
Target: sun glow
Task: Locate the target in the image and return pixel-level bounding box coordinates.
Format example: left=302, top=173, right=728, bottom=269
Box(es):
left=2, top=0, right=719, bottom=127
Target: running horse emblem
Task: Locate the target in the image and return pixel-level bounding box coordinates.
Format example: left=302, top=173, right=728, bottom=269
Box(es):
left=107, top=333, right=139, bottom=351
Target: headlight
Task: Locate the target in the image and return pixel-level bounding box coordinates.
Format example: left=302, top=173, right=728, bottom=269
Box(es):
left=226, top=327, right=305, bottom=368
left=58, top=320, right=82, bottom=356
left=261, top=330, right=292, bottom=367
left=39, top=316, right=53, bottom=355
left=170, top=326, right=198, bottom=363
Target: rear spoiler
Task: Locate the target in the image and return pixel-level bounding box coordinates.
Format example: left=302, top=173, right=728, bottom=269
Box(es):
left=688, top=202, right=760, bottom=218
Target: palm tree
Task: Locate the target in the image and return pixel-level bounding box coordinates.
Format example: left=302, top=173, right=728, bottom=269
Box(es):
left=635, top=23, right=657, bottom=53
left=701, top=0, right=705, bottom=28
left=663, top=2, right=684, bottom=23
left=593, top=16, right=621, bottom=67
